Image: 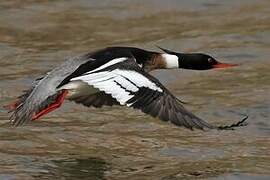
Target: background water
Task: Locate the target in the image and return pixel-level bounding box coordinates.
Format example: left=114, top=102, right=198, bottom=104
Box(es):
left=0, top=0, right=269, bottom=179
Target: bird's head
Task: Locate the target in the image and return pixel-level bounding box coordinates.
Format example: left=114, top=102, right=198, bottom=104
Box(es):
left=157, top=46, right=238, bottom=70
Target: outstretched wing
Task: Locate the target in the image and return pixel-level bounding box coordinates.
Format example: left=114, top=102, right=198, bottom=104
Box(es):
left=69, top=57, right=215, bottom=130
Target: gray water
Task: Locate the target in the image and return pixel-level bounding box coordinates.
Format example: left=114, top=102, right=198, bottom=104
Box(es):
left=0, top=0, right=269, bottom=179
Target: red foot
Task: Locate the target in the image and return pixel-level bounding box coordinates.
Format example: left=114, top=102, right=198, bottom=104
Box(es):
left=3, top=100, right=20, bottom=111
left=32, top=90, right=68, bottom=121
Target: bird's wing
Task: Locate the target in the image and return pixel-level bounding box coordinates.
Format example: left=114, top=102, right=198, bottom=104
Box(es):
left=70, top=91, right=120, bottom=108
left=70, top=57, right=216, bottom=130
left=7, top=48, right=136, bottom=125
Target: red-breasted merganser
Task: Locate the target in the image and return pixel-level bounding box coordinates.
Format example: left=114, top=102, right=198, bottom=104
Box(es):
left=6, top=46, right=247, bottom=130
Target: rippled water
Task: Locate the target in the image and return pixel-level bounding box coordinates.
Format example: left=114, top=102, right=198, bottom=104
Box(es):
left=0, top=0, right=269, bottom=179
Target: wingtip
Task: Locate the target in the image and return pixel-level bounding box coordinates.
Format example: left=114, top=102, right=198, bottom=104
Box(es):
left=217, top=115, right=249, bottom=130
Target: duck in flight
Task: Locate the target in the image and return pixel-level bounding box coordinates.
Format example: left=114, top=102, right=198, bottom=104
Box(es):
left=6, top=46, right=247, bottom=129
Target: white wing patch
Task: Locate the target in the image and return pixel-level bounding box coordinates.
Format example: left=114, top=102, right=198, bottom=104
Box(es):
left=112, top=69, right=162, bottom=92
left=87, top=57, right=128, bottom=73
left=71, top=68, right=163, bottom=106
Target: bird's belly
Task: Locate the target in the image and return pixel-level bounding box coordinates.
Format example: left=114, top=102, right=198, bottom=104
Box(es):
left=58, top=80, right=99, bottom=99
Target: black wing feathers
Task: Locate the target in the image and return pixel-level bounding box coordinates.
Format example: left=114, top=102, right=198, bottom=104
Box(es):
left=70, top=92, right=119, bottom=108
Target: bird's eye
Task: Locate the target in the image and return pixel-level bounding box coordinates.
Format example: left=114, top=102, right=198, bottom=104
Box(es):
left=208, top=58, right=214, bottom=63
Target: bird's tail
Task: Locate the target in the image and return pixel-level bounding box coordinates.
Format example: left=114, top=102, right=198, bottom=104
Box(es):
left=4, top=89, right=68, bottom=126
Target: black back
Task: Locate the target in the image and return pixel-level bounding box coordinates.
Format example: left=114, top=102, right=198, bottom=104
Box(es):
left=58, top=47, right=154, bottom=87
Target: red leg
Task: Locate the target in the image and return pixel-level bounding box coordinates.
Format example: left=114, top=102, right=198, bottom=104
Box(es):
left=32, top=90, right=68, bottom=121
